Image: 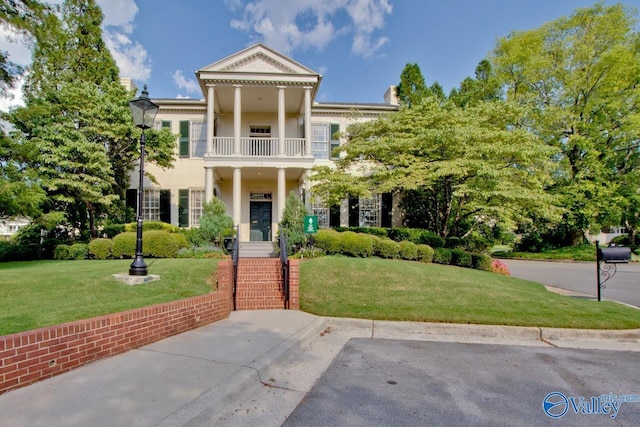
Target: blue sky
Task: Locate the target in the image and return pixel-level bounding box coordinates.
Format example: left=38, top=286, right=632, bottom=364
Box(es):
left=0, top=0, right=636, bottom=109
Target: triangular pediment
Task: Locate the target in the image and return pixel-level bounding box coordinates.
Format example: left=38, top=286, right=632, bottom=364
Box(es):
left=198, top=44, right=317, bottom=76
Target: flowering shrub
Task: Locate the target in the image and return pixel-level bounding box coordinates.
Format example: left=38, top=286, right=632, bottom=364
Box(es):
left=491, top=259, right=510, bottom=275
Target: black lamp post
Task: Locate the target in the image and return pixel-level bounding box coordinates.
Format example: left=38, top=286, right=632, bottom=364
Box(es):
left=128, top=84, right=159, bottom=276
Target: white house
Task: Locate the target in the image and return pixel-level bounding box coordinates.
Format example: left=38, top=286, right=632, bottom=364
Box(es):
left=128, top=44, right=399, bottom=242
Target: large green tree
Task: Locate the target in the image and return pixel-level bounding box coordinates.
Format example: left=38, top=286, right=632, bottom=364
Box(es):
left=491, top=2, right=640, bottom=244
left=6, top=0, right=175, bottom=235
left=311, top=98, right=560, bottom=238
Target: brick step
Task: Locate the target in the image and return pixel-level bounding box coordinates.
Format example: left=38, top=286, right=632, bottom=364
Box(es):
left=235, top=258, right=287, bottom=310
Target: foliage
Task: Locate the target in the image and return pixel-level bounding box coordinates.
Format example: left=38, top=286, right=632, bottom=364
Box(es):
left=491, top=2, right=640, bottom=244
left=451, top=249, right=473, bottom=268
left=416, top=244, right=434, bottom=263
left=432, top=248, right=452, bottom=265
left=53, top=244, right=71, bottom=260
left=143, top=230, right=183, bottom=258
left=102, top=223, right=125, bottom=238
left=472, top=253, right=494, bottom=272
left=53, top=243, right=87, bottom=260
left=177, top=244, right=228, bottom=259
left=396, top=63, right=429, bottom=107
left=374, top=238, right=399, bottom=259
left=112, top=232, right=135, bottom=258
left=276, top=191, right=308, bottom=255
left=398, top=240, right=418, bottom=260
left=313, top=97, right=559, bottom=240
left=340, top=231, right=374, bottom=258
left=312, top=228, right=342, bottom=254
left=491, top=259, right=511, bottom=276
left=124, top=221, right=181, bottom=233
left=88, top=238, right=112, bottom=260
left=3, top=0, right=175, bottom=237
left=193, top=198, right=233, bottom=244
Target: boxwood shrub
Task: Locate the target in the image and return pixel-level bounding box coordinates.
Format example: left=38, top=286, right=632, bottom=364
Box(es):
left=112, top=232, right=136, bottom=258
left=451, top=248, right=473, bottom=268
left=417, top=244, right=434, bottom=263
left=143, top=230, right=188, bottom=258
left=433, top=248, right=452, bottom=265
left=313, top=229, right=342, bottom=254
left=89, top=238, right=113, bottom=260
left=472, top=253, right=494, bottom=272
left=398, top=240, right=418, bottom=260
left=375, top=238, right=399, bottom=259
left=54, top=244, right=72, bottom=260
left=340, top=231, right=374, bottom=258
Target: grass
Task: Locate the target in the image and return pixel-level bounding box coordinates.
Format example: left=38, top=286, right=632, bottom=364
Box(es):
left=300, top=256, right=640, bottom=329
left=0, top=259, right=218, bottom=336
left=493, top=244, right=596, bottom=261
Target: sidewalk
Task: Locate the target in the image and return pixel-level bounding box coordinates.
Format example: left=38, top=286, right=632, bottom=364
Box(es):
left=0, top=310, right=639, bottom=427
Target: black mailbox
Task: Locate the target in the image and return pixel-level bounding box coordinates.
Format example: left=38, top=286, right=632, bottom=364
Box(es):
left=598, top=246, right=631, bottom=264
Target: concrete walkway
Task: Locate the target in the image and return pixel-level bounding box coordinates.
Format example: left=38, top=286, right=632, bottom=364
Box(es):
left=0, top=310, right=639, bottom=427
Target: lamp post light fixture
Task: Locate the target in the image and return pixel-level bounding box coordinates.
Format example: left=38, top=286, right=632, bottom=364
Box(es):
left=128, top=84, right=159, bottom=276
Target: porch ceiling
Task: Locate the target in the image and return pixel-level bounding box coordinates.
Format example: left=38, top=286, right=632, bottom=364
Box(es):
left=212, top=84, right=306, bottom=114
left=214, top=166, right=308, bottom=182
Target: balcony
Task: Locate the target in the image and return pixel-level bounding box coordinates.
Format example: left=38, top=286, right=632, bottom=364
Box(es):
left=211, top=137, right=307, bottom=158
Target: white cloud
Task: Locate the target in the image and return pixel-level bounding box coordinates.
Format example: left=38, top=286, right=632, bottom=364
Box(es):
left=171, top=70, right=199, bottom=95
left=97, top=0, right=151, bottom=81
left=229, top=0, right=392, bottom=57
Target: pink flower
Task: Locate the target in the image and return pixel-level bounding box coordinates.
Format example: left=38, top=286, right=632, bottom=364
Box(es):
left=491, top=259, right=510, bottom=276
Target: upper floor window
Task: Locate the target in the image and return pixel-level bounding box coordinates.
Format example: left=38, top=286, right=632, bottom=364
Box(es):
left=179, top=120, right=207, bottom=158
left=311, top=123, right=340, bottom=160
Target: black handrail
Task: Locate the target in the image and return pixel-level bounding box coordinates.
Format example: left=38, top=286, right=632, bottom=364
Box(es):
left=232, top=224, right=239, bottom=310
left=279, top=228, right=290, bottom=309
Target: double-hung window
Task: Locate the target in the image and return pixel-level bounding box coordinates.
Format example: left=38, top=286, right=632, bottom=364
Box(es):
left=311, top=123, right=340, bottom=160
left=143, top=189, right=160, bottom=221
left=191, top=121, right=207, bottom=158
left=190, top=189, right=205, bottom=227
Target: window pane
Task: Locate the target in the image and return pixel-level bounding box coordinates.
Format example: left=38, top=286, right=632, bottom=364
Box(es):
left=359, top=195, right=381, bottom=227
left=143, top=189, right=160, bottom=221
left=191, top=121, right=207, bottom=158
left=310, top=196, right=329, bottom=229
left=311, top=123, right=328, bottom=159
left=190, top=189, right=205, bottom=227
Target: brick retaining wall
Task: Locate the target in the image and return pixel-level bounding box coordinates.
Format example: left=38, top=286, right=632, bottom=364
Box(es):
left=0, top=258, right=300, bottom=395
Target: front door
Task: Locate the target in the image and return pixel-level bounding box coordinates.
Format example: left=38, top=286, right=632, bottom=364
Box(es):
left=250, top=201, right=272, bottom=241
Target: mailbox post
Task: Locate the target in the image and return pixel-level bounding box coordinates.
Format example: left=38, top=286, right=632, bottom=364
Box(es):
left=596, top=240, right=631, bottom=301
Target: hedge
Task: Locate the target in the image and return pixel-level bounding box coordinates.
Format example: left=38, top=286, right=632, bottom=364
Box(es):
left=88, top=238, right=113, bottom=260
left=451, top=249, right=473, bottom=268
left=472, top=253, right=493, bottom=271
left=340, top=231, right=374, bottom=258
left=313, top=229, right=343, bottom=254
left=375, top=238, right=400, bottom=259
left=53, top=243, right=89, bottom=260
left=433, top=248, right=452, bottom=265
left=112, top=232, right=136, bottom=258
left=398, top=241, right=418, bottom=260
left=417, top=244, right=434, bottom=263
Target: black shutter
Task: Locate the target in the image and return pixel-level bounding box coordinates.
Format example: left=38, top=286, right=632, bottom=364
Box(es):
left=160, top=190, right=171, bottom=224
left=179, top=121, right=189, bottom=158
left=178, top=189, right=189, bottom=227
left=381, top=193, right=393, bottom=228
left=330, top=204, right=341, bottom=227
left=349, top=197, right=359, bottom=227
left=126, top=189, right=137, bottom=212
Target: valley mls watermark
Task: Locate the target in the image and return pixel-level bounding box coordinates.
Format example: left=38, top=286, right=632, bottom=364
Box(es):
left=543, top=391, right=640, bottom=419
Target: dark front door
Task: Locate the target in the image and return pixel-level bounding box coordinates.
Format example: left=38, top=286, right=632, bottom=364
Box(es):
left=250, top=201, right=272, bottom=241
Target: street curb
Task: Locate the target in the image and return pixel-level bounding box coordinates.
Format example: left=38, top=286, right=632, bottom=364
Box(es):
left=154, top=316, right=329, bottom=427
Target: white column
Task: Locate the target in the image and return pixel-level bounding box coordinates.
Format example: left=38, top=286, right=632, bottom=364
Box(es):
left=233, top=85, right=242, bottom=155
left=304, top=86, right=312, bottom=157
left=277, top=168, right=286, bottom=223
left=303, top=169, right=312, bottom=211
left=233, top=167, right=242, bottom=226
left=278, top=86, right=286, bottom=156
left=206, top=85, right=215, bottom=155
left=205, top=167, right=214, bottom=203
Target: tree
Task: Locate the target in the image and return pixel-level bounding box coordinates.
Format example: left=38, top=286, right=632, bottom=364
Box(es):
left=395, top=63, right=429, bottom=107
left=276, top=191, right=308, bottom=254
left=196, top=198, right=233, bottom=244
left=5, top=0, right=175, bottom=236
left=311, top=98, right=560, bottom=238
left=491, top=2, right=640, bottom=244
left=449, top=59, right=502, bottom=108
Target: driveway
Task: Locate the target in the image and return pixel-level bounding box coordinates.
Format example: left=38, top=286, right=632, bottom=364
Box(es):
left=502, top=259, right=640, bottom=308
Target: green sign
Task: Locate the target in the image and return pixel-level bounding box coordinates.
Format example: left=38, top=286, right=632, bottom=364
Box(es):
left=304, top=215, right=318, bottom=234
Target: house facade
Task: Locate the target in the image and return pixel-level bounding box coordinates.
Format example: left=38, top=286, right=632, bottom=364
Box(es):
left=128, top=44, right=399, bottom=242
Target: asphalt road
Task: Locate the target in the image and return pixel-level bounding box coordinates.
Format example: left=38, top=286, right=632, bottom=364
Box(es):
left=502, top=259, right=640, bottom=307
left=283, top=338, right=640, bottom=427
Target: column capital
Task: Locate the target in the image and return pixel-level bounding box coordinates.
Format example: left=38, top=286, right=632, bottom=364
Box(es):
left=277, top=85, right=287, bottom=89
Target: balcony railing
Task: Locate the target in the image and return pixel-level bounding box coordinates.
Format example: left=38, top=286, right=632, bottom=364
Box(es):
left=211, top=137, right=307, bottom=158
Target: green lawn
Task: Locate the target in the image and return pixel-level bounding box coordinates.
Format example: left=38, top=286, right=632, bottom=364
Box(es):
left=0, top=259, right=218, bottom=336
left=300, top=256, right=640, bottom=329
left=493, top=244, right=597, bottom=261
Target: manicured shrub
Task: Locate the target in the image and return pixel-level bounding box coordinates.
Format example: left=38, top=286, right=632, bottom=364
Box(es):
left=170, top=232, right=189, bottom=250
left=451, top=249, right=473, bottom=268
left=398, top=240, right=418, bottom=260
left=386, top=228, right=411, bottom=243
left=124, top=221, right=181, bottom=233
left=69, top=243, right=89, bottom=260
left=492, top=259, right=511, bottom=275
left=112, top=232, right=136, bottom=258
left=54, top=244, right=72, bottom=260
left=340, top=231, right=374, bottom=257
left=313, top=229, right=342, bottom=254
left=418, top=231, right=445, bottom=248
left=144, top=230, right=181, bottom=258
left=433, top=248, right=452, bottom=265
left=177, top=244, right=227, bottom=259
left=472, top=253, right=493, bottom=272
left=88, top=238, right=113, bottom=260
left=101, top=224, right=125, bottom=238
left=416, top=244, right=434, bottom=263
left=375, top=238, right=399, bottom=259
